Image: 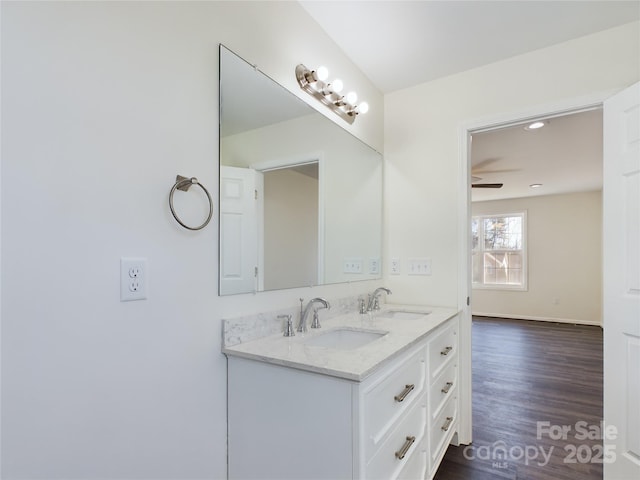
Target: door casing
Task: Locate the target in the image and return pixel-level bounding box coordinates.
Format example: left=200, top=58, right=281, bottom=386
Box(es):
left=456, top=89, right=618, bottom=445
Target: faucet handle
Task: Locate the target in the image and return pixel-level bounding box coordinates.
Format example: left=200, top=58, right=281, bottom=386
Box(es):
left=310, top=308, right=321, bottom=329
left=359, top=298, right=367, bottom=314
left=278, top=314, right=295, bottom=337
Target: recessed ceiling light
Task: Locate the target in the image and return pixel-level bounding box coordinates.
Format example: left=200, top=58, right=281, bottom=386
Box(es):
left=525, top=121, right=546, bottom=131
left=530, top=183, right=543, bottom=188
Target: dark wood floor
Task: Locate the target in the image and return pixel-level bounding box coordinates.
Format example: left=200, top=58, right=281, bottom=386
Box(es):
left=434, top=316, right=603, bottom=480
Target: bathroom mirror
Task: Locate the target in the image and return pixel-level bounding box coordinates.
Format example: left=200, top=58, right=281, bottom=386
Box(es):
left=219, top=45, right=382, bottom=295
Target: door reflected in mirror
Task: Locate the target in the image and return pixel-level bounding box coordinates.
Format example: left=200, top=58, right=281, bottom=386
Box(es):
left=263, top=162, right=318, bottom=290
left=219, top=45, right=382, bottom=295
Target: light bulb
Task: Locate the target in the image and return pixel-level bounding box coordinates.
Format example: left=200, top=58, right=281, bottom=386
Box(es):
left=358, top=101, right=369, bottom=114
left=316, top=66, right=329, bottom=82
left=331, top=79, right=343, bottom=93
left=345, top=91, right=357, bottom=105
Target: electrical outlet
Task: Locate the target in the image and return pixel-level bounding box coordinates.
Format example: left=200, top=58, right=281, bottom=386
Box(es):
left=390, top=258, right=401, bottom=275
left=369, top=258, right=380, bottom=275
left=121, top=257, right=147, bottom=301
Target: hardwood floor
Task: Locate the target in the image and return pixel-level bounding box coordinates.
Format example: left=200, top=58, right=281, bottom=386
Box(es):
left=434, top=316, right=603, bottom=480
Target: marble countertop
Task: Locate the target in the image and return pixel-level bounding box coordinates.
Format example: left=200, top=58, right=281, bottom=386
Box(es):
left=222, top=305, right=459, bottom=382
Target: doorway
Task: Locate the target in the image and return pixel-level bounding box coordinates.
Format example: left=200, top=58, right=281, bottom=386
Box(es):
left=456, top=93, right=610, bottom=446
left=261, top=162, right=319, bottom=290
left=469, top=109, right=603, bottom=325
left=252, top=155, right=325, bottom=290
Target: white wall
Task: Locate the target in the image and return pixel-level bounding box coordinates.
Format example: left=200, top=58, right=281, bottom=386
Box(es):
left=0, top=2, right=384, bottom=479
left=472, top=191, right=603, bottom=325
left=384, top=21, right=640, bottom=308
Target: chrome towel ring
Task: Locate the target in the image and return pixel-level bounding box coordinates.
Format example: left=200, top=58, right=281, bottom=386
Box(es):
left=169, top=175, right=213, bottom=231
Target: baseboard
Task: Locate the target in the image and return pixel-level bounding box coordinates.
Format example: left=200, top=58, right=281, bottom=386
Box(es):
left=471, top=311, right=602, bottom=327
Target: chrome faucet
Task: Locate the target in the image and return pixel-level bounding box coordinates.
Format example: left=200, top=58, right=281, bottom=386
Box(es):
left=367, top=287, right=391, bottom=312
left=298, top=297, right=331, bottom=332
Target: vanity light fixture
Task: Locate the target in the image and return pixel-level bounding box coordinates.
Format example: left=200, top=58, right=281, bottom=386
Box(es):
left=295, top=64, right=369, bottom=124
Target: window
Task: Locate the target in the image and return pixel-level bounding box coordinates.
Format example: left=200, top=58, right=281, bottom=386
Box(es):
left=472, top=212, right=527, bottom=290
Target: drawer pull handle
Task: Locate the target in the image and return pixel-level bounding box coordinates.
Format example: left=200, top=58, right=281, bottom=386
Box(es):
left=394, top=384, right=415, bottom=402
left=441, top=381, right=454, bottom=394
left=441, top=416, right=454, bottom=432
left=440, top=346, right=453, bottom=356
left=395, top=436, right=416, bottom=460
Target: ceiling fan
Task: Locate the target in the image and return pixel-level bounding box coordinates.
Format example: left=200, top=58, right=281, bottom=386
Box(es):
left=471, top=157, right=519, bottom=189
left=471, top=175, right=503, bottom=188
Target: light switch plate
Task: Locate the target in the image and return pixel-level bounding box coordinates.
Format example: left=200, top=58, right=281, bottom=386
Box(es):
left=408, top=257, right=432, bottom=276
left=343, top=257, right=363, bottom=274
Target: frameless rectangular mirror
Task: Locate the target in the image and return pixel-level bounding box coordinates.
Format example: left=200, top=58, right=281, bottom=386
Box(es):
left=219, top=45, right=382, bottom=295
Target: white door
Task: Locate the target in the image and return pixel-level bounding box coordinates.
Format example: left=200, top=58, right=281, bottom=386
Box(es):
left=219, top=166, right=263, bottom=295
left=603, top=82, right=640, bottom=479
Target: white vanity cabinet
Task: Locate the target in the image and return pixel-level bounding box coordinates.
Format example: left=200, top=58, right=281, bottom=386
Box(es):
left=227, top=314, right=459, bottom=480
left=426, top=317, right=459, bottom=478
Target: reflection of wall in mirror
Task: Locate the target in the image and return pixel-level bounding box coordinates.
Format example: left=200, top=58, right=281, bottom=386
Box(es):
left=220, top=113, right=382, bottom=286
left=323, top=128, right=382, bottom=284
left=264, top=167, right=319, bottom=290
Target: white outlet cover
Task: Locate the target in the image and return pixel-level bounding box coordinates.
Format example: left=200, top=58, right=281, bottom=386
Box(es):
left=369, top=258, right=380, bottom=274
left=390, top=257, right=401, bottom=275
left=120, top=257, right=147, bottom=301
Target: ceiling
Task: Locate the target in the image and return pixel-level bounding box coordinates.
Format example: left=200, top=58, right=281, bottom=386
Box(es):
left=299, top=1, right=636, bottom=201
left=470, top=109, right=603, bottom=202
left=299, top=1, right=639, bottom=94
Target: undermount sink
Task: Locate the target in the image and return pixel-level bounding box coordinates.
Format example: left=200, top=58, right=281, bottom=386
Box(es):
left=303, top=328, right=387, bottom=350
left=378, top=310, right=430, bottom=320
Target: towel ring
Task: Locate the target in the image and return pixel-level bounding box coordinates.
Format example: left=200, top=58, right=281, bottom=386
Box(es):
left=169, top=175, right=213, bottom=231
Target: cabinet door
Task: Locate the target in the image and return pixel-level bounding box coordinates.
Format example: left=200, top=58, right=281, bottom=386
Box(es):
left=228, top=357, right=354, bottom=479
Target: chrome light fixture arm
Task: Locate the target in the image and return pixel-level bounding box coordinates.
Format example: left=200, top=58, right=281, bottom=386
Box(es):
left=295, top=64, right=367, bottom=125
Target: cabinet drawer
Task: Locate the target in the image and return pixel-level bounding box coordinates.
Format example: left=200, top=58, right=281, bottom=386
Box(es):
left=366, top=393, right=427, bottom=480
left=429, top=393, right=457, bottom=465
left=427, top=319, right=457, bottom=380
left=397, top=439, right=427, bottom=480
left=429, top=360, right=457, bottom=419
left=429, top=358, right=458, bottom=418
left=364, top=347, right=426, bottom=454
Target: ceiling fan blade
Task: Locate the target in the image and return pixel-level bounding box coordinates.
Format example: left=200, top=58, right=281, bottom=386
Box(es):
left=471, top=183, right=503, bottom=188
left=472, top=168, right=520, bottom=175
left=471, top=157, right=502, bottom=171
